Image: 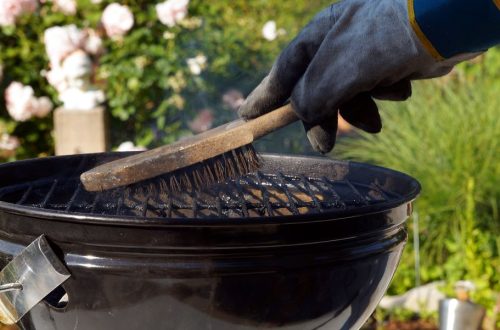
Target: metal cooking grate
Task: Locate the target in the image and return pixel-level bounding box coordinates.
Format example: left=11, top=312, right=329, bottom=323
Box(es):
left=0, top=171, right=397, bottom=219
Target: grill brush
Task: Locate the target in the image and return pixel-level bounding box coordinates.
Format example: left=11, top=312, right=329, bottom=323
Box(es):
left=80, top=104, right=298, bottom=192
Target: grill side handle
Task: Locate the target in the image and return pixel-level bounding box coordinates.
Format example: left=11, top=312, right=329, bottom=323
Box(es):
left=0, top=235, right=70, bottom=325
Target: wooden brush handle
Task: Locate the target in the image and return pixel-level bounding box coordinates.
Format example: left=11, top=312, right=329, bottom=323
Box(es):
left=80, top=103, right=299, bottom=191
left=244, top=103, right=299, bottom=140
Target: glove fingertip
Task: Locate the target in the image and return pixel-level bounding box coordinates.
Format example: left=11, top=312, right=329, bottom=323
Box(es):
left=350, top=119, right=382, bottom=134
left=307, top=131, right=336, bottom=154
left=304, top=117, right=338, bottom=154
left=339, top=94, right=382, bottom=134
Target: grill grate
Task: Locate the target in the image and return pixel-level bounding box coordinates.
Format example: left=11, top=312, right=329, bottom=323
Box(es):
left=0, top=171, right=397, bottom=219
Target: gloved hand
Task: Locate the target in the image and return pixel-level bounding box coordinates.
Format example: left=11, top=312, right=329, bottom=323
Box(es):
left=238, top=0, right=478, bottom=153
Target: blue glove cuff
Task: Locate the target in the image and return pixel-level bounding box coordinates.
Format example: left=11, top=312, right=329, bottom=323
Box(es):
left=409, top=0, right=500, bottom=59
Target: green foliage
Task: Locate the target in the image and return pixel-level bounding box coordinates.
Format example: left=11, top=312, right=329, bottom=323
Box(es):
left=335, top=49, right=500, bottom=317
left=1, top=0, right=331, bottom=159
left=372, top=306, right=437, bottom=329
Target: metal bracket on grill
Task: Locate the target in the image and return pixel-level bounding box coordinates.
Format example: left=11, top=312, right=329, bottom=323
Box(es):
left=0, top=235, right=70, bottom=325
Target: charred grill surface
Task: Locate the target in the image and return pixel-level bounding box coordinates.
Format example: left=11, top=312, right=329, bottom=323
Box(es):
left=0, top=171, right=394, bottom=219
left=0, top=153, right=419, bottom=221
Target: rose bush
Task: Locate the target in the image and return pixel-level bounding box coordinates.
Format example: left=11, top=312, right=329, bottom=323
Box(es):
left=0, top=0, right=330, bottom=160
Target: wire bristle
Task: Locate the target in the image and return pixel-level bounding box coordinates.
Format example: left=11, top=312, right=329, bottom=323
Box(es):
left=124, top=144, right=261, bottom=195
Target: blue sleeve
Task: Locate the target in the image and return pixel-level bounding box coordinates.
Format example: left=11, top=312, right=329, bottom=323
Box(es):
left=409, top=0, right=500, bottom=59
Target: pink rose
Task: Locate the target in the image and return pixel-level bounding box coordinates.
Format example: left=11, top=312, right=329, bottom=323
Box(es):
left=188, top=108, right=214, bottom=133
left=0, top=0, right=21, bottom=26
left=31, top=96, right=53, bottom=118
left=83, top=29, right=104, bottom=56
left=155, top=0, right=189, bottom=28
left=0, top=133, right=20, bottom=151
left=0, top=0, right=38, bottom=26
left=53, top=0, right=76, bottom=15
left=0, top=133, right=20, bottom=158
left=5, top=82, right=53, bottom=121
left=101, top=3, right=134, bottom=38
left=222, top=89, right=244, bottom=111
left=20, top=0, right=38, bottom=12
left=5, top=82, right=34, bottom=121
left=44, top=25, right=85, bottom=67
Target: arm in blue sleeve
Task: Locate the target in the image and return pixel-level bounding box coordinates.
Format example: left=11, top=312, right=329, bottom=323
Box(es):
left=409, top=0, right=500, bottom=59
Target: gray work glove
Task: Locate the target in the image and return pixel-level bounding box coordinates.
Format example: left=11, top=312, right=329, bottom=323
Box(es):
left=238, top=0, right=478, bottom=153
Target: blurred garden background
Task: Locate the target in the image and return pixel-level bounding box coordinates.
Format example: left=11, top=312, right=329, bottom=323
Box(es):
left=0, top=0, right=498, bottom=328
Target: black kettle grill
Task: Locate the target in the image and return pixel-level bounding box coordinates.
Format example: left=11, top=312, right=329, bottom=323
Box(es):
left=0, top=153, right=420, bottom=330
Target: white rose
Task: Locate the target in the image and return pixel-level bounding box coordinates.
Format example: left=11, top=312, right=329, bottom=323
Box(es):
left=262, top=21, right=277, bottom=41
left=186, top=54, right=207, bottom=75
left=155, top=0, right=189, bottom=28
left=101, top=3, right=134, bottom=38
left=44, top=25, right=85, bottom=67
left=117, top=141, right=147, bottom=152
left=261, top=21, right=285, bottom=41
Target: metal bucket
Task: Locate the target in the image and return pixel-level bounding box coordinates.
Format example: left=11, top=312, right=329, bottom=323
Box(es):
left=439, top=298, right=485, bottom=330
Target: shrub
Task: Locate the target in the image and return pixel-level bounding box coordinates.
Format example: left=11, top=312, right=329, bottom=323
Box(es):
left=0, top=0, right=331, bottom=160
left=335, top=48, right=500, bottom=314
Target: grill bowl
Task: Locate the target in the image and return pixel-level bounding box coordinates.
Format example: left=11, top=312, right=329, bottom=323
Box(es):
left=0, top=153, right=420, bottom=330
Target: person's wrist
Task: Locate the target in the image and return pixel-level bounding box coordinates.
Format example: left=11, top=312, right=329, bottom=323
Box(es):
left=406, top=0, right=445, bottom=61
left=407, top=0, right=495, bottom=61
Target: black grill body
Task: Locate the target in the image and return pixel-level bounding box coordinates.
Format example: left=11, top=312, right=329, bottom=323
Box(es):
left=0, top=153, right=420, bottom=330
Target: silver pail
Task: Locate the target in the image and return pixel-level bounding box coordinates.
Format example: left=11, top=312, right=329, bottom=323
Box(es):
left=439, top=298, right=485, bottom=330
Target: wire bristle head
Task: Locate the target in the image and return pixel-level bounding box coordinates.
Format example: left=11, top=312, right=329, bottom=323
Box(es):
left=124, top=144, right=261, bottom=195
